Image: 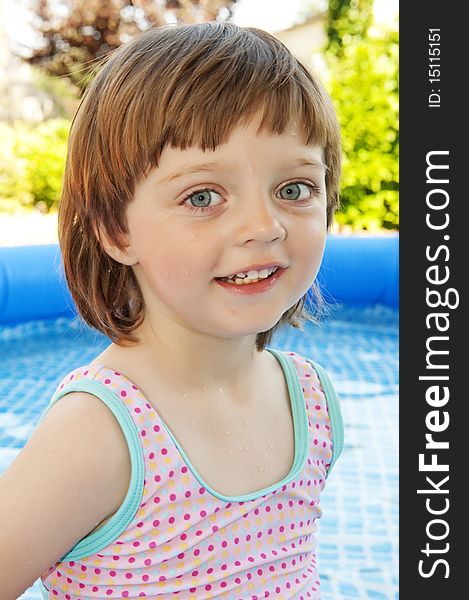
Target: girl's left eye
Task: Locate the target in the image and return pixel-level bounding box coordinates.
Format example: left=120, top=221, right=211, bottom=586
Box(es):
left=277, top=181, right=319, bottom=201
left=182, top=189, right=223, bottom=212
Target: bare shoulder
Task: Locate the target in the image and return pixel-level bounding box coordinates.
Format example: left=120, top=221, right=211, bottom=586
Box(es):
left=0, top=391, right=131, bottom=598
left=90, top=342, right=153, bottom=398
left=38, top=390, right=132, bottom=506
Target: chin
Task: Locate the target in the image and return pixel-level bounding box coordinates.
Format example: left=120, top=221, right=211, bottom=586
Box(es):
left=222, top=317, right=284, bottom=340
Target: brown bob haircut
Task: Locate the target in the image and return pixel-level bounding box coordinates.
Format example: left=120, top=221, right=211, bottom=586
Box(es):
left=59, top=22, right=342, bottom=351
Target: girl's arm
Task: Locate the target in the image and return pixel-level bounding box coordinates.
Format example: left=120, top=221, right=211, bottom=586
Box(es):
left=0, top=392, right=131, bottom=599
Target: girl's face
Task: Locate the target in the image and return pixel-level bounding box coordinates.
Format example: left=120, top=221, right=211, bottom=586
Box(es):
left=123, top=114, right=327, bottom=341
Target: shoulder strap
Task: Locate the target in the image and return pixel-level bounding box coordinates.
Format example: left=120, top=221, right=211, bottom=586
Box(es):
left=37, top=373, right=145, bottom=561
left=306, top=359, right=344, bottom=476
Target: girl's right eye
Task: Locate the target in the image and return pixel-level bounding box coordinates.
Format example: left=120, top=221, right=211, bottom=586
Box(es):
left=182, top=189, right=224, bottom=213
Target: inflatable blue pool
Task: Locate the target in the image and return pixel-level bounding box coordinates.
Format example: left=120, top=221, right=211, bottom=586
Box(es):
left=0, top=235, right=398, bottom=324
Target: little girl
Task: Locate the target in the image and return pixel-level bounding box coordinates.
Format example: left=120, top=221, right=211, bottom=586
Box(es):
left=0, top=22, right=344, bottom=600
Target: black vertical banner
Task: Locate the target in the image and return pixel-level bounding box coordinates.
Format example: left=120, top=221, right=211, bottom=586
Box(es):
left=400, top=2, right=465, bottom=598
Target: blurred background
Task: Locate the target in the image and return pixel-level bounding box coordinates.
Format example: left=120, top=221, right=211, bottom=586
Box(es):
left=0, top=0, right=398, bottom=244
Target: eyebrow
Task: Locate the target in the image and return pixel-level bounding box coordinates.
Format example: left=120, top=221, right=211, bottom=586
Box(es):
left=157, top=162, right=222, bottom=185
left=156, top=157, right=328, bottom=185
left=283, top=158, right=328, bottom=171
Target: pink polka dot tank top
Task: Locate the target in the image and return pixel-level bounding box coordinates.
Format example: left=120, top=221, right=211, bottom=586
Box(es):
left=39, top=349, right=343, bottom=599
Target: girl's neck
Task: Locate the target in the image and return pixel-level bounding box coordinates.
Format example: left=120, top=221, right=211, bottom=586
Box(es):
left=118, top=315, right=263, bottom=398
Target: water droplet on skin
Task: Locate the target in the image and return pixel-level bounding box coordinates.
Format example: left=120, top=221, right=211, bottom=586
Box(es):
left=227, top=448, right=233, bottom=455
left=224, top=431, right=230, bottom=436
left=236, top=445, right=244, bottom=451
left=247, top=163, right=254, bottom=173
left=245, top=446, right=249, bottom=451
left=202, top=386, right=207, bottom=392
left=182, top=392, right=188, bottom=398
left=183, top=270, right=189, bottom=277
left=267, top=443, right=274, bottom=449
left=264, top=451, right=271, bottom=459
left=218, top=388, right=224, bottom=395
left=161, top=269, right=170, bottom=278
left=258, top=466, right=264, bottom=472
left=242, top=418, right=249, bottom=425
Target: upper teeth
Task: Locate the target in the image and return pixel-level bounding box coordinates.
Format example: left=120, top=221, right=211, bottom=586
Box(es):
left=222, top=267, right=278, bottom=284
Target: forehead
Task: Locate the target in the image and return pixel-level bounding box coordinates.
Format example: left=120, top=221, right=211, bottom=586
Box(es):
left=151, top=122, right=326, bottom=184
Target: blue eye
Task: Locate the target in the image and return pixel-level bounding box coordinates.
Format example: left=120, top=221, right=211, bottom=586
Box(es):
left=183, top=189, right=223, bottom=212
left=278, top=182, right=317, bottom=201
left=188, top=191, right=212, bottom=207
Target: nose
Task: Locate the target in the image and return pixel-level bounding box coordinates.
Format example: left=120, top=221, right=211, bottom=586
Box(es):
left=235, top=193, right=287, bottom=246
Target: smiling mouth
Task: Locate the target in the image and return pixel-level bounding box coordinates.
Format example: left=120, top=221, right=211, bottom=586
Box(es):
left=216, top=266, right=280, bottom=285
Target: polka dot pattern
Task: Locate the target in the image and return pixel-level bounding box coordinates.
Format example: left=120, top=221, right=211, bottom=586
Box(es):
left=41, top=352, right=335, bottom=599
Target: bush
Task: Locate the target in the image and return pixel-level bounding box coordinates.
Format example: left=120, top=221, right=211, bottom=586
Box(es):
left=0, top=119, right=69, bottom=212
left=327, top=30, right=399, bottom=230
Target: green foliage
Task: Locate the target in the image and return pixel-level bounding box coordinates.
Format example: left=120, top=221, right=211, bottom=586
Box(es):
left=326, top=30, right=399, bottom=230
left=0, top=119, right=69, bottom=212
left=326, top=0, right=374, bottom=55
left=324, top=0, right=399, bottom=231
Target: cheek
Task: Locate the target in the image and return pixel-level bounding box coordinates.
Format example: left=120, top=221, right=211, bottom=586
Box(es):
left=138, top=236, right=215, bottom=285
left=295, top=230, right=326, bottom=302
left=293, top=217, right=327, bottom=267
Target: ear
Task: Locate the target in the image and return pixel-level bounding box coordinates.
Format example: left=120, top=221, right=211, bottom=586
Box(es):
left=96, top=225, right=139, bottom=266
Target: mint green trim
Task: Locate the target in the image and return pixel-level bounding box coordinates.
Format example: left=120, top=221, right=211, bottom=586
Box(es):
left=37, top=379, right=145, bottom=562
left=306, top=360, right=344, bottom=476
left=39, top=579, right=49, bottom=598
left=158, top=348, right=309, bottom=502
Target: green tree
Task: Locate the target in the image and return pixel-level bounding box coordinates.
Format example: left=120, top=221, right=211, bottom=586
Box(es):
left=0, top=120, right=69, bottom=212
left=326, top=0, right=399, bottom=230
left=326, top=0, right=373, bottom=55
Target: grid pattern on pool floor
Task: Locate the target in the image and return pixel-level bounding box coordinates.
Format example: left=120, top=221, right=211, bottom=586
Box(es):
left=0, top=305, right=398, bottom=600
